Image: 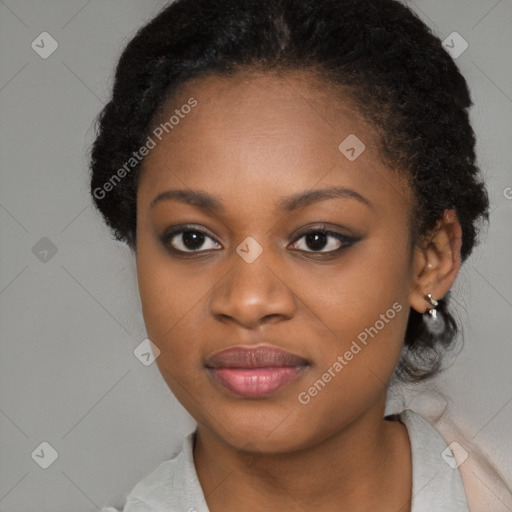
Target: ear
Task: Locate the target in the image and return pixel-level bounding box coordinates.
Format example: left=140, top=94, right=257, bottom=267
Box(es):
left=409, top=209, right=462, bottom=314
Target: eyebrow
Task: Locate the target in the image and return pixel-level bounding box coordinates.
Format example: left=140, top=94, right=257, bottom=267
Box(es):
left=149, top=186, right=370, bottom=212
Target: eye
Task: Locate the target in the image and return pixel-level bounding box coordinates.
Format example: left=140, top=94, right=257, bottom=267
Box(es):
left=161, top=226, right=357, bottom=255
left=162, top=227, right=222, bottom=253
left=289, top=229, right=357, bottom=253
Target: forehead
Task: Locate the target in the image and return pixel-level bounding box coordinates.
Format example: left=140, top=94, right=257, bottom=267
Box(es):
left=137, top=70, right=412, bottom=214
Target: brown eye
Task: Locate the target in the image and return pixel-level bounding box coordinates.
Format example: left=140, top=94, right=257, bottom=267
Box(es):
left=163, top=228, right=222, bottom=253
left=289, top=229, right=358, bottom=253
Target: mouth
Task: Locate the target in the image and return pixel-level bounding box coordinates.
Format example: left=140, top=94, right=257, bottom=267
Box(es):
left=205, top=345, right=310, bottom=398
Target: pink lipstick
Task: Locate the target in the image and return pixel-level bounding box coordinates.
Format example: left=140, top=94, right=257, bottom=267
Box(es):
left=205, top=345, right=309, bottom=398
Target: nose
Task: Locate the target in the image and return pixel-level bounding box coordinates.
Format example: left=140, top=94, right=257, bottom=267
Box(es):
left=209, top=251, right=297, bottom=329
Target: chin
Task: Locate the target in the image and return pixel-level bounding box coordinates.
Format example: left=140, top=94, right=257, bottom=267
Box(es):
left=195, top=399, right=326, bottom=454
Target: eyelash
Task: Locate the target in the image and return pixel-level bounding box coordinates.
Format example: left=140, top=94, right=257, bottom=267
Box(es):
left=160, top=225, right=359, bottom=257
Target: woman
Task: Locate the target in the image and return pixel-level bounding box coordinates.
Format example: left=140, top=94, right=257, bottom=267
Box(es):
left=91, top=0, right=510, bottom=510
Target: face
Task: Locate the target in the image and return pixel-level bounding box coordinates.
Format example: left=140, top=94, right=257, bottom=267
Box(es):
left=136, top=71, right=417, bottom=453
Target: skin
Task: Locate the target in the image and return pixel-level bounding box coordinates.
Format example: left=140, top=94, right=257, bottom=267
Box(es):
left=135, top=70, right=462, bottom=512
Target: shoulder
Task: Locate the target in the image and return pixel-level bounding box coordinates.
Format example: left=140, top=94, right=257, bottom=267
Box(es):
left=102, top=431, right=207, bottom=512
left=423, top=411, right=512, bottom=512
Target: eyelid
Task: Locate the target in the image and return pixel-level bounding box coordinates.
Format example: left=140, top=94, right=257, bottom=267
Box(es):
left=289, top=223, right=356, bottom=242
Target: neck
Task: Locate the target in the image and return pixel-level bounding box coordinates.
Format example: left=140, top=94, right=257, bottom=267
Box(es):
left=193, top=397, right=412, bottom=512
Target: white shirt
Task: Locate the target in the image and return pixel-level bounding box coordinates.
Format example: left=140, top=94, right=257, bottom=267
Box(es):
left=102, top=409, right=469, bottom=512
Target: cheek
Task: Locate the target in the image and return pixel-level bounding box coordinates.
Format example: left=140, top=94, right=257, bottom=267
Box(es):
left=136, top=232, right=228, bottom=378
left=286, top=236, right=412, bottom=343
left=136, top=253, right=212, bottom=407
left=138, top=272, right=207, bottom=342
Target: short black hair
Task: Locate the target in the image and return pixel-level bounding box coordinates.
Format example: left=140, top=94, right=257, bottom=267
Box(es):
left=89, top=0, right=489, bottom=382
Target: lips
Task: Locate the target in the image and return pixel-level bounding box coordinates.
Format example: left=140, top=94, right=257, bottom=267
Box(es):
left=205, top=345, right=310, bottom=398
left=205, top=345, right=309, bottom=368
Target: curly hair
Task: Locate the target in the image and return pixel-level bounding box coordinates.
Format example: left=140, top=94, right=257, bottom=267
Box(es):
left=89, top=0, right=489, bottom=382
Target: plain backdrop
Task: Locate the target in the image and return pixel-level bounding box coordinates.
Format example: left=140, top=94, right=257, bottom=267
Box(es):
left=1, top=1, right=511, bottom=510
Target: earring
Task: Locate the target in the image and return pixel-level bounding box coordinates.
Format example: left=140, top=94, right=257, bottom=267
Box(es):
left=425, top=293, right=438, bottom=318
left=423, top=293, right=444, bottom=335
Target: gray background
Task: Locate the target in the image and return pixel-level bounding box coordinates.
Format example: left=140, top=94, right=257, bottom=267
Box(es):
left=0, top=1, right=511, bottom=510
